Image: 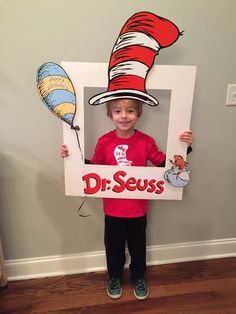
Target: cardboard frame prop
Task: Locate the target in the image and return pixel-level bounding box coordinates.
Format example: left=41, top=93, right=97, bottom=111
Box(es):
left=62, top=62, right=196, bottom=200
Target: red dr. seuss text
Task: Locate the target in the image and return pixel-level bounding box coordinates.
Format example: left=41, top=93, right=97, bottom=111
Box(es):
left=83, top=170, right=165, bottom=195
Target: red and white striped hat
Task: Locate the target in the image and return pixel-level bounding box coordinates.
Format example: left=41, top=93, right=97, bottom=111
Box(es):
left=89, top=11, right=181, bottom=106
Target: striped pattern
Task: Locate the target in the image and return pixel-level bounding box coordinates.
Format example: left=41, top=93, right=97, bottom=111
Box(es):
left=89, top=11, right=180, bottom=106
left=37, top=62, right=77, bottom=127
left=108, top=12, right=180, bottom=92
left=110, top=61, right=149, bottom=80
left=38, top=76, right=74, bottom=98
left=109, top=33, right=158, bottom=92
left=112, top=32, right=160, bottom=54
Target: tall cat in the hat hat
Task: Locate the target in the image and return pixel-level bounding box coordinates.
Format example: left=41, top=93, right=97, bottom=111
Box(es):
left=89, top=11, right=182, bottom=106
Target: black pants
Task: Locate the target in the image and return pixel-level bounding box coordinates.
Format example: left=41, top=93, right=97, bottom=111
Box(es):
left=104, top=214, right=147, bottom=281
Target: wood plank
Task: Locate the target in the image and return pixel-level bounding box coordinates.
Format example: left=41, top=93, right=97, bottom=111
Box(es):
left=1, top=257, right=236, bottom=313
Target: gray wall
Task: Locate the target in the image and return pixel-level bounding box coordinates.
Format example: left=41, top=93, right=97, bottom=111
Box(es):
left=0, top=0, right=236, bottom=260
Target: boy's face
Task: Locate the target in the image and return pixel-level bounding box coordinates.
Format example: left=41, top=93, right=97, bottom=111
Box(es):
left=109, top=99, right=140, bottom=137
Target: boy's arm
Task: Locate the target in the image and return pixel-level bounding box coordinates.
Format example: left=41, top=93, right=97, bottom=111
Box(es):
left=85, top=159, right=93, bottom=164
left=60, top=145, right=92, bottom=164
left=187, top=146, right=193, bottom=154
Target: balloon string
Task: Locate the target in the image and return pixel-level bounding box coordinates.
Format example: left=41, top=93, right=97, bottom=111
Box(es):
left=78, top=197, right=91, bottom=217
left=74, top=129, right=84, bottom=163
left=73, top=128, right=91, bottom=217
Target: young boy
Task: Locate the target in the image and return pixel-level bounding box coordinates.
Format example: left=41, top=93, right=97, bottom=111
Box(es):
left=61, top=98, right=193, bottom=300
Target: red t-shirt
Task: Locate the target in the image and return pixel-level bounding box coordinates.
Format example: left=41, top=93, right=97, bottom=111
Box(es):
left=91, top=130, right=166, bottom=218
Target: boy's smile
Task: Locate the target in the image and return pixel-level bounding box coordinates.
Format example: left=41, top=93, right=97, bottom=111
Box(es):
left=109, top=99, right=140, bottom=138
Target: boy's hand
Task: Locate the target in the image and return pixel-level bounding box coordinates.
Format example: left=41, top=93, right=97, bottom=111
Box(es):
left=179, top=130, right=193, bottom=147
left=60, top=144, right=70, bottom=158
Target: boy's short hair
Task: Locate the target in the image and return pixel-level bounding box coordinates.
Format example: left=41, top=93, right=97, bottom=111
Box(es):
left=106, top=99, right=143, bottom=118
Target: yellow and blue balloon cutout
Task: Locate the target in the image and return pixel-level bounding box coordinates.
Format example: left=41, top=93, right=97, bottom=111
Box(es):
left=36, top=62, right=84, bottom=164
left=36, top=62, right=79, bottom=130
left=37, top=62, right=89, bottom=216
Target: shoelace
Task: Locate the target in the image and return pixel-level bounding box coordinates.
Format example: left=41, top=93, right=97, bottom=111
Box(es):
left=110, top=278, right=120, bottom=289
left=135, top=279, right=146, bottom=291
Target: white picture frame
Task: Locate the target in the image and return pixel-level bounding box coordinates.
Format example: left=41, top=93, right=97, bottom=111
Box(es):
left=61, top=62, right=196, bottom=200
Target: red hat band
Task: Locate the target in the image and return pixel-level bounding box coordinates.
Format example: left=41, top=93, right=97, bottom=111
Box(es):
left=89, top=12, right=181, bottom=106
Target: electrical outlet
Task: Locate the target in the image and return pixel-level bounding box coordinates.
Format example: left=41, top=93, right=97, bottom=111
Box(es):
left=226, top=84, right=236, bottom=106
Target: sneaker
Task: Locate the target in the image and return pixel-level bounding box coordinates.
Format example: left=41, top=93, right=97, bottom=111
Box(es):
left=133, top=278, right=149, bottom=300
left=107, top=277, right=122, bottom=299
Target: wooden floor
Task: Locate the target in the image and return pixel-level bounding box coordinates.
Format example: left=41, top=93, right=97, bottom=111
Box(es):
left=1, top=257, right=236, bottom=313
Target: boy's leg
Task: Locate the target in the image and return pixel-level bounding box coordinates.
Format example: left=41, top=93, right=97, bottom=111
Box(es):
left=127, top=215, right=148, bottom=300
left=104, top=215, right=127, bottom=279
left=127, top=215, right=147, bottom=281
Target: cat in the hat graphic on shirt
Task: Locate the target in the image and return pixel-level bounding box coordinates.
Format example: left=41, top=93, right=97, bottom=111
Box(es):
left=114, top=144, right=132, bottom=166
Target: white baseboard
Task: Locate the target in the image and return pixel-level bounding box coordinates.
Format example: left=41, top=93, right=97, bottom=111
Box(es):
left=5, top=238, right=236, bottom=281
